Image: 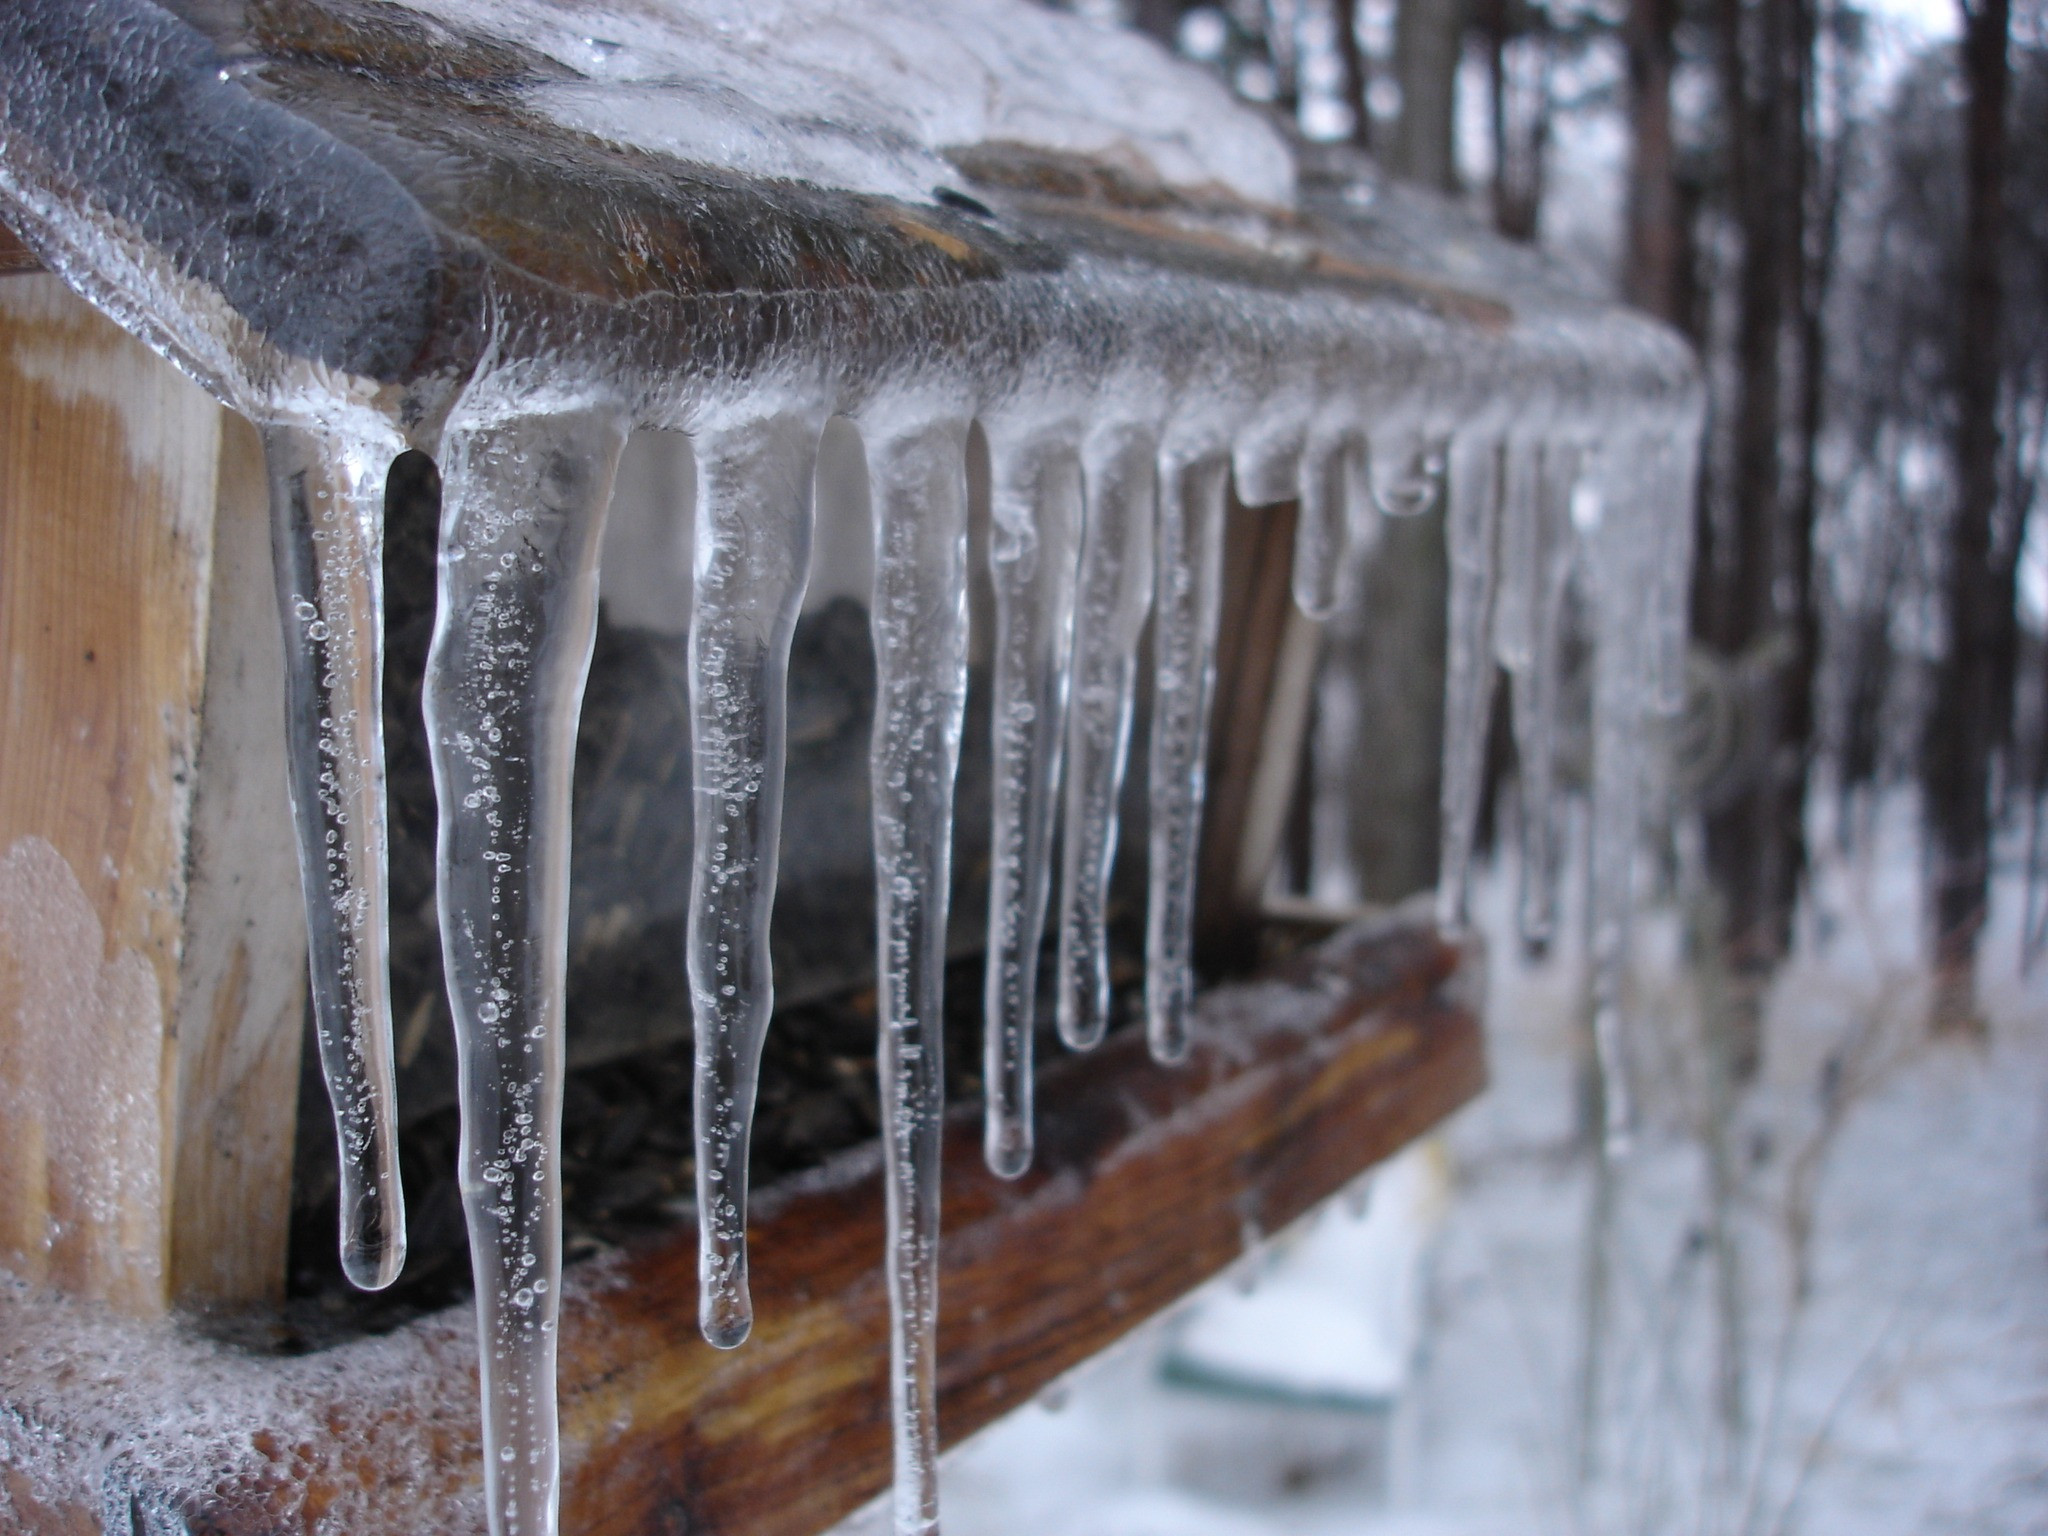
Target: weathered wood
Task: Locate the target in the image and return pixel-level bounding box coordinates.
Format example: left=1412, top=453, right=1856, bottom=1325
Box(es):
left=0, top=919, right=1480, bottom=1536
left=0, top=277, right=304, bottom=1314
left=168, top=411, right=308, bottom=1309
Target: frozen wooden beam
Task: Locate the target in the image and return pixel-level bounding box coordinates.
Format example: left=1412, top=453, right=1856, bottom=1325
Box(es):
left=0, top=917, right=1480, bottom=1534
left=0, top=274, right=305, bottom=1314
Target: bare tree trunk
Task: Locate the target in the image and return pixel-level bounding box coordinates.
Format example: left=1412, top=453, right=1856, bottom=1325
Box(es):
left=1334, top=0, right=1375, bottom=148
left=1924, top=0, right=2013, bottom=1033
left=1624, top=0, right=1688, bottom=324
left=1485, top=0, right=1551, bottom=240
left=1129, top=0, right=1187, bottom=44
left=1698, top=0, right=1814, bottom=1079
left=1392, top=0, right=1466, bottom=190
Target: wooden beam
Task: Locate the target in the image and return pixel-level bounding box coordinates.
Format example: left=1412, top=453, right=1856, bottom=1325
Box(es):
left=0, top=277, right=304, bottom=1314
left=0, top=919, right=1480, bottom=1535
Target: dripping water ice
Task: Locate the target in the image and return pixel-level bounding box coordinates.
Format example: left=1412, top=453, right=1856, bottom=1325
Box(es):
left=263, top=417, right=409, bottom=1292
left=861, top=408, right=973, bottom=1536
left=982, top=431, right=1082, bottom=1178
left=1436, top=435, right=1504, bottom=935
left=1055, top=428, right=1157, bottom=1052
left=424, top=398, right=627, bottom=1536
left=1146, top=454, right=1231, bottom=1064
left=687, top=411, right=822, bottom=1349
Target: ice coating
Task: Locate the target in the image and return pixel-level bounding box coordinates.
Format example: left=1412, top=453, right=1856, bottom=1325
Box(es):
left=982, top=433, right=1083, bottom=1178
left=0, top=1, right=1711, bottom=1530
left=424, top=400, right=627, bottom=1536
left=262, top=420, right=408, bottom=1292
left=1146, top=455, right=1232, bottom=1065
left=1435, top=435, right=1504, bottom=935
left=1582, top=437, right=1656, bottom=1155
left=1056, top=427, right=1158, bottom=1051
left=1291, top=436, right=1357, bottom=620
left=1502, top=441, right=1581, bottom=950
left=687, top=412, right=822, bottom=1348
left=861, top=411, right=972, bottom=1536
left=394, top=0, right=1295, bottom=208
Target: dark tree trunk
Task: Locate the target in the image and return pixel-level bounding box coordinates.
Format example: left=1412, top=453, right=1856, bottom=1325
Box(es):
left=1697, top=0, right=1815, bottom=1076
left=1924, top=0, right=2013, bottom=1031
left=1334, top=0, right=1375, bottom=149
left=1130, top=0, right=1187, bottom=44
left=1624, top=0, right=1688, bottom=324
left=1486, top=0, right=1551, bottom=240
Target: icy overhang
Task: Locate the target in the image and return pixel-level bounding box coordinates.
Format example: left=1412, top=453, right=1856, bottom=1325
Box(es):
left=0, top=0, right=1694, bottom=441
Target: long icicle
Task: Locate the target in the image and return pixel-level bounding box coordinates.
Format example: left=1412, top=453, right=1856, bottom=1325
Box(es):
left=688, top=412, right=821, bottom=1349
left=1436, top=434, right=1505, bottom=934
left=1292, top=435, right=1353, bottom=620
left=262, top=419, right=408, bottom=1292
left=1055, top=427, right=1157, bottom=1052
left=865, top=414, right=972, bottom=1536
left=1585, top=437, right=1652, bottom=1156
left=1510, top=442, right=1581, bottom=952
left=983, top=436, right=1083, bottom=1177
left=425, top=403, right=627, bottom=1536
left=1146, top=454, right=1230, bottom=1064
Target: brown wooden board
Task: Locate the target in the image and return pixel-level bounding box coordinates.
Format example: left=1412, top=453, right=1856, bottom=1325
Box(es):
left=0, top=919, right=1481, bottom=1536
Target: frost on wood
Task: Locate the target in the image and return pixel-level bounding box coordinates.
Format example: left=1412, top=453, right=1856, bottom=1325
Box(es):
left=0, top=0, right=1703, bottom=1531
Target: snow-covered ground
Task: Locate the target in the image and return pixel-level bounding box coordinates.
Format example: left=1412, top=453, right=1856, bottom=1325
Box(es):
left=906, top=794, right=2048, bottom=1536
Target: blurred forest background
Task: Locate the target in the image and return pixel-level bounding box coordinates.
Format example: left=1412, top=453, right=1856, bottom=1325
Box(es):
left=1055, top=0, right=2048, bottom=1039
left=932, top=9, right=2048, bottom=1531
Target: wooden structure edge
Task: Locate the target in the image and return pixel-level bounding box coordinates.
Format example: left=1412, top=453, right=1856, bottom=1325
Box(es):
left=0, top=919, right=1481, bottom=1536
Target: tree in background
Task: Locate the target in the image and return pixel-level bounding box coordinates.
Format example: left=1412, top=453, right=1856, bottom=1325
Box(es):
left=1923, top=0, right=2013, bottom=1029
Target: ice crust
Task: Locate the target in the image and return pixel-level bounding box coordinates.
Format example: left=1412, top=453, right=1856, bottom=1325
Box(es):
left=0, top=1, right=1703, bottom=1533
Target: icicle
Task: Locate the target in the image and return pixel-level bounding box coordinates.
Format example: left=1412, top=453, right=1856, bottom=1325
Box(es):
left=1232, top=431, right=1302, bottom=509
left=863, top=413, right=972, bottom=1536
left=1055, top=427, right=1157, bottom=1052
left=1292, top=436, right=1353, bottom=620
left=1340, top=436, right=1384, bottom=568
left=1367, top=432, right=1447, bottom=520
left=262, top=420, right=408, bottom=1292
left=1146, top=454, right=1230, bottom=1064
left=1583, top=439, right=1653, bottom=1157
left=688, top=412, right=822, bottom=1349
left=1650, top=428, right=1701, bottom=715
left=1435, top=435, right=1504, bottom=934
left=425, top=403, right=627, bottom=1536
left=983, top=435, right=1083, bottom=1178
left=1506, top=442, right=1581, bottom=951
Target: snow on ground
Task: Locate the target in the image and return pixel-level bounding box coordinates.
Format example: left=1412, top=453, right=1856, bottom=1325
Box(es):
left=916, top=794, right=2048, bottom=1536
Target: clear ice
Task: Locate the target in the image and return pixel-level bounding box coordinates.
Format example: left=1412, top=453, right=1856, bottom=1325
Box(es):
left=1146, top=456, right=1231, bottom=1064
left=0, top=1, right=1708, bottom=1531
left=262, top=419, right=409, bottom=1292
left=425, top=402, right=627, bottom=1536
left=1435, top=435, right=1504, bottom=935
left=1055, top=429, right=1157, bottom=1052
left=687, top=413, right=822, bottom=1348
left=862, top=410, right=972, bottom=1536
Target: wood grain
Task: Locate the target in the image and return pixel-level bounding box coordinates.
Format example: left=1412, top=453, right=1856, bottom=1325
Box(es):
left=0, top=276, right=221, bottom=1314
left=0, top=278, right=305, bottom=1313
left=0, top=919, right=1480, bottom=1536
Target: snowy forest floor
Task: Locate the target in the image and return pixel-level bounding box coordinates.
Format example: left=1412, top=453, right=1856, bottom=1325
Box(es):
left=880, top=796, right=2048, bottom=1536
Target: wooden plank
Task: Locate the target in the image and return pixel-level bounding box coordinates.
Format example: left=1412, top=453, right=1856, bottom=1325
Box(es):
left=0, top=277, right=305, bottom=1313
left=0, top=275, right=223, bottom=1316
left=0, top=919, right=1480, bottom=1535
left=167, top=411, right=308, bottom=1309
